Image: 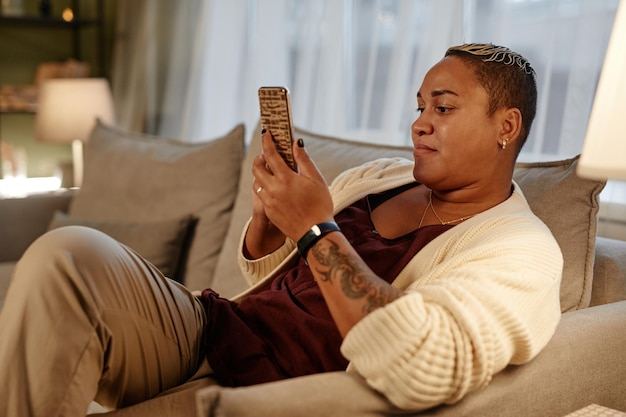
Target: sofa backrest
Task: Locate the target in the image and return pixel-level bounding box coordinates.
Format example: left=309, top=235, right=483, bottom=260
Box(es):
left=212, top=123, right=605, bottom=313
left=62, top=120, right=605, bottom=313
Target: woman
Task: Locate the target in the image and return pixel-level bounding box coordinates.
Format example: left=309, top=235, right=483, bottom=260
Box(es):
left=244, top=43, right=561, bottom=409
left=0, top=43, right=562, bottom=416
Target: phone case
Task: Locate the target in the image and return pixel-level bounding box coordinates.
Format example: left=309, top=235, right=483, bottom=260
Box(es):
left=258, top=86, right=297, bottom=171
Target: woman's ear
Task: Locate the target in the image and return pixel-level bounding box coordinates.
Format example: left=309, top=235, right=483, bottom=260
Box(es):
left=499, top=107, right=522, bottom=149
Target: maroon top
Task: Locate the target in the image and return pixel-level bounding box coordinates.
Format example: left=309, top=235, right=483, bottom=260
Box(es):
left=201, top=184, right=452, bottom=387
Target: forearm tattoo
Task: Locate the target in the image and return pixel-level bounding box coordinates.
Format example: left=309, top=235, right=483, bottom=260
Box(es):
left=311, top=238, right=398, bottom=314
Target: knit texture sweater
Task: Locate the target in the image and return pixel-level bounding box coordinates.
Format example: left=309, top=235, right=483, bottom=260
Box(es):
left=236, top=157, right=563, bottom=411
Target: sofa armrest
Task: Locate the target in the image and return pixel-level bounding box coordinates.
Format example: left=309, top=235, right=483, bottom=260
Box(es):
left=591, top=236, right=626, bottom=306
left=0, top=190, right=75, bottom=262
left=196, top=301, right=626, bottom=417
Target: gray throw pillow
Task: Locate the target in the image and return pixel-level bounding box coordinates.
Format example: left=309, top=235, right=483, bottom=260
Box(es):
left=69, top=120, right=245, bottom=289
left=513, top=156, right=605, bottom=311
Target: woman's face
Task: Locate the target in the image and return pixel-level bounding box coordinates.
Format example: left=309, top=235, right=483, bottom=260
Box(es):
left=411, top=56, right=505, bottom=191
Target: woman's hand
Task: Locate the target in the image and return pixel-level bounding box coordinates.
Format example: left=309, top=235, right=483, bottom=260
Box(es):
left=252, top=130, right=334, bottom=243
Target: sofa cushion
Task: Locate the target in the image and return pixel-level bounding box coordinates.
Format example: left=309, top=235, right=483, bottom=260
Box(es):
left=513, top=156, right=605, bottom=311
left=48, top=211, right=194, bottom=280
left=69, top=120, right=245, bottom=289
left=590, top=237, right=626, bottom=306
left=213, top=125, right=604, bottom=313
left=196, top=301, right=626, bottom=417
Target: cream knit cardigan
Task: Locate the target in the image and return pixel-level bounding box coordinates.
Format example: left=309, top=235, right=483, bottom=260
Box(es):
left=236, top=158, right=563, bottom=411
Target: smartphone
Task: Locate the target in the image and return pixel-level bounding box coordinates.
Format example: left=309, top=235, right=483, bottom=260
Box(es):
left=258, top=86, right=297, bottom=171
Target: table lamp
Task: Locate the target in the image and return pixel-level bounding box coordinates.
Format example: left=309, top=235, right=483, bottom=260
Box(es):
left=577, top=0, right=626, bottom=180
left=36, top=78, right=115, bottom=187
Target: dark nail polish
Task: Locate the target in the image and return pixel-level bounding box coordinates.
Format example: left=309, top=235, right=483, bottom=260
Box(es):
left=297, top=138, right=304, bottom=148
left=261, top=128, right=266, bottom=134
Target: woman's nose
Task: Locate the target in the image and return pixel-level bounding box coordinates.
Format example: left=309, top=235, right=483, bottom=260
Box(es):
left=412, top=113, right=432, bottom=137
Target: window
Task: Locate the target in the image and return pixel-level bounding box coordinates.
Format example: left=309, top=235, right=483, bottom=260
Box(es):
left=114, top=0, right=624, bottom=236
left=280, top=0, right=619, bottom=163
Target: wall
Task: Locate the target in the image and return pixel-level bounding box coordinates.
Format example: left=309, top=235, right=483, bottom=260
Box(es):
left=0, top=0, right=117, bottom=179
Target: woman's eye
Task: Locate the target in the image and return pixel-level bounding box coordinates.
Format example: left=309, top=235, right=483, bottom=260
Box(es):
left=436, top=106, right=451, bottom=113
left=416, top=108, right=424, bottom=114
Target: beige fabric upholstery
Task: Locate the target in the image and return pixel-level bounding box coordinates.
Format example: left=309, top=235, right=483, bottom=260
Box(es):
left=69, top=121, right=245, bottom=289
left=591, top=236, right=626, bottom=306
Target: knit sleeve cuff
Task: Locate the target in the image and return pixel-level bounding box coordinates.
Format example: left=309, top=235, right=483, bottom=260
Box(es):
left=237, top=219, right=296, bottom=285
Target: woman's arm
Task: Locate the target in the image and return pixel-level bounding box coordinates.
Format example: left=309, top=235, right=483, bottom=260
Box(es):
left=339, top=220, right=563, bottom=410
left=251, top=131, right=401, bottom=334
left=242, top=209, right=286, bottom=260
left=305, top=231, right=402, bottom=337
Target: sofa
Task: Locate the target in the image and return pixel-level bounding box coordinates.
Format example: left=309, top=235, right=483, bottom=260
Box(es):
left=1, top=120, right=625, bottom=416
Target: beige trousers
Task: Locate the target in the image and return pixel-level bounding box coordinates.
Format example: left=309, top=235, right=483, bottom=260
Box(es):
left=0, top=226, right=207, bottom=417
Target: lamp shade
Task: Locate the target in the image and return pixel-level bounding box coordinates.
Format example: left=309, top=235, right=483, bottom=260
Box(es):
left=35, top=78, right=115, bottom=144
left=577, top=0, right=626, bottom=180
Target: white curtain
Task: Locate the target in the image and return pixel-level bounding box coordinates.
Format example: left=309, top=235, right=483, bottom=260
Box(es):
left=111, top=0, right=619, bottom=160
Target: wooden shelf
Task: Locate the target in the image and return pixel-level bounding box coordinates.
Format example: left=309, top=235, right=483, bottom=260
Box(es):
left=0, top=0, right=105, bottom=75
left=0, top=15, right=100, bottom=27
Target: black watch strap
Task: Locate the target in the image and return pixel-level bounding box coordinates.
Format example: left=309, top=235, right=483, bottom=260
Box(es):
left=297, top=222, right=341, bottom=259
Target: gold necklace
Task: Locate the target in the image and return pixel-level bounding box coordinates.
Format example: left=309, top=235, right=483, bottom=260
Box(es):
left=418, top=189, right=478, bottom=228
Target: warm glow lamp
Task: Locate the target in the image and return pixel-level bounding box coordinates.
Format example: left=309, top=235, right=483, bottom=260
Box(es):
left=577, top=0, right=626, bottom=180
left=36, top=78, right=115, bottom=187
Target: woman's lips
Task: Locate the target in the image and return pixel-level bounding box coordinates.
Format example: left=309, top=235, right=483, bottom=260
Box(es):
left=414, top=143, right=436, bottom=157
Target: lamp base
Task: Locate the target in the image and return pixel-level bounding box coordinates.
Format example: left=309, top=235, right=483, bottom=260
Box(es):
left=72, top=139, right=84, bottom=187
